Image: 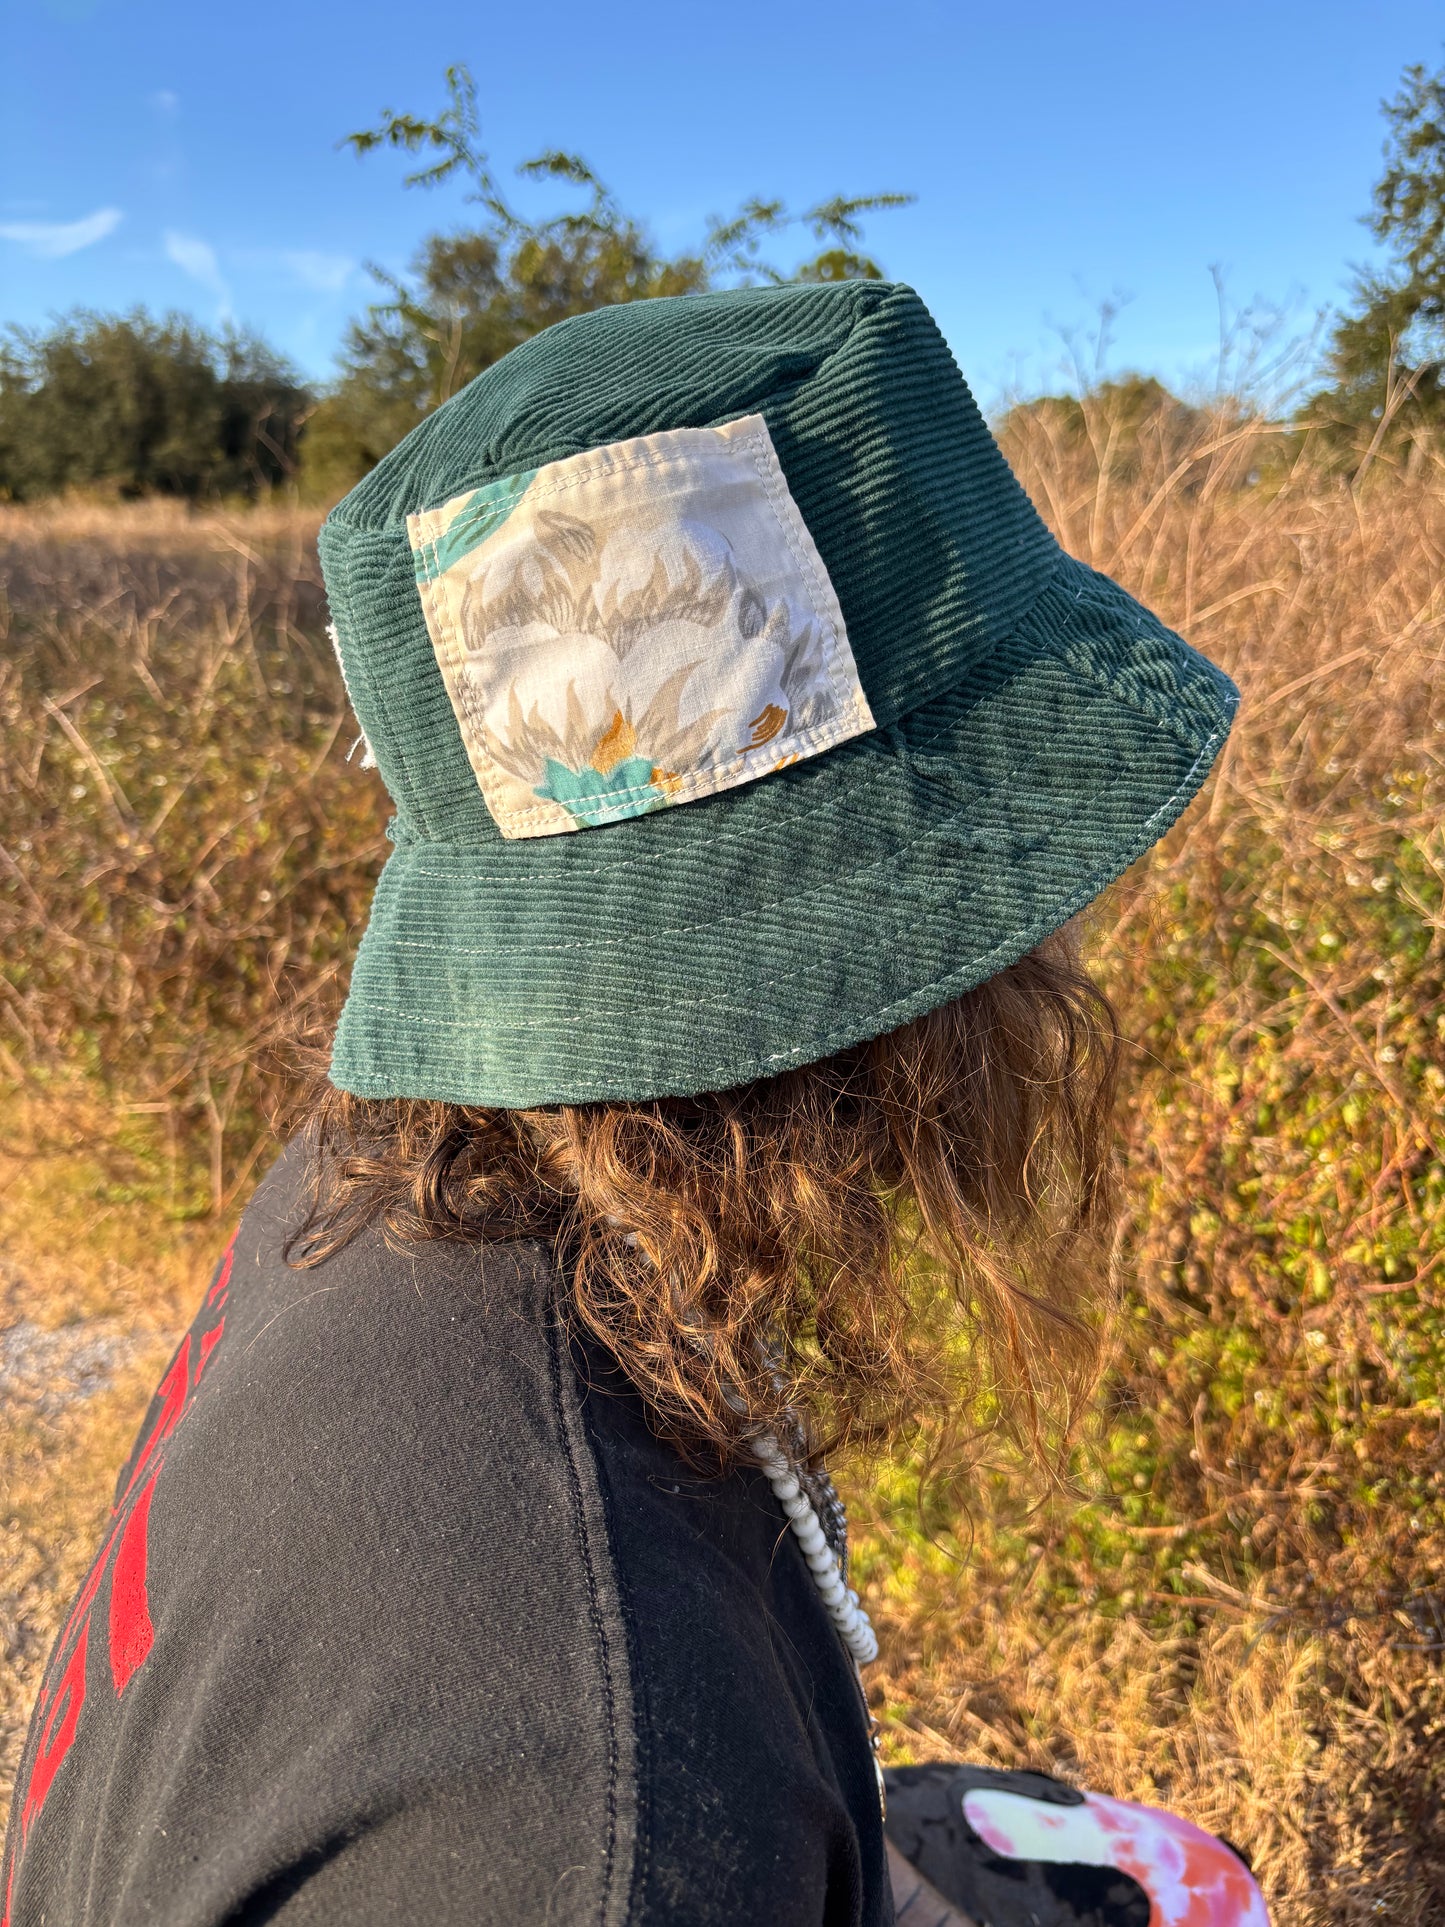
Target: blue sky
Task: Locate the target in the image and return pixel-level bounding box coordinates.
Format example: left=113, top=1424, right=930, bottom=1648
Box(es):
left=1, top=0, right=1439, bottom=402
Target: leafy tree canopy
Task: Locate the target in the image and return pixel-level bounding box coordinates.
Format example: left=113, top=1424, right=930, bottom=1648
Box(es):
left=302, top=65, right=912, bottom=496
left=0, top=311, right=310, bottom=503
left=1309, top=54, right=1445, bottom=451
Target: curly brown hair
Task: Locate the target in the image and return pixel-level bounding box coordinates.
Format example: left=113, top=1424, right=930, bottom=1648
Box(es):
left=289, top=925, right=1120, bottom=1475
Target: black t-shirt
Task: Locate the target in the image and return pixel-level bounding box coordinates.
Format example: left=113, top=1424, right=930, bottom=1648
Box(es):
left=2, top=1140, right=890, bottom=1925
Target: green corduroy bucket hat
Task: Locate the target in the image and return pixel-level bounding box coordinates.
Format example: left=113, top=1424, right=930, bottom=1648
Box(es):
left=320, top=280, right=1237, bottom=1108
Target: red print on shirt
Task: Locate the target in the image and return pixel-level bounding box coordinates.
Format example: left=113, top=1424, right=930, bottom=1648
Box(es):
left=1, top=1231, right=235, bottom=1918
left=19, top=1622, right=89, bottom=1842
left=107, top=1471, right=160, bottom=1695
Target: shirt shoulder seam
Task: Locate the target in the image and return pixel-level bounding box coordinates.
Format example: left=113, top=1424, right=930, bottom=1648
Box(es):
left=540, top=1249, right=640, bottom=1927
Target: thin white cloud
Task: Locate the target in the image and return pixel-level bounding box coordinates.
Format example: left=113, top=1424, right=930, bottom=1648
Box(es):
left=283, top=250, right=354, bottom=293
left=150, top=88, right=180, bottom=115
left=0, top=207, right=123, bottom=259
left=164, top=229, right=231, bottom=319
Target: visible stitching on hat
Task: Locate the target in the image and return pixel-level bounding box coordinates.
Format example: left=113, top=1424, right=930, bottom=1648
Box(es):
left=378, top=701, right=1063, bottom=960
left=1030, top=563, right=1220, bottom=754
left=342, top=708, right=1229, bottom=1066
left=386, top=807, right=1037, bottom=960
left=467, top=705, right=872, bottom=828
left=412, top=440, right=719, bottom=536
left=731, top=421, right=859, bottom=726
left=354, top=893, right=978, bottom=1030
left=356, top=835, right=1048, bottom=1030
left=419, top=449, right=871, bottom=831
left=409, top=416, right=875, bottom=838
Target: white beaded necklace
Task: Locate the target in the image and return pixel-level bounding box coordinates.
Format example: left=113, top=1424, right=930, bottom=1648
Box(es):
left=750, top=1432, right=878, bottom=1667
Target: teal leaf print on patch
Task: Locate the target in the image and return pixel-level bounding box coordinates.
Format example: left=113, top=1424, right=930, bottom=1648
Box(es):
left=535, top=754, right=666, bottom=829
left=413, top=468, right=538, bottom=581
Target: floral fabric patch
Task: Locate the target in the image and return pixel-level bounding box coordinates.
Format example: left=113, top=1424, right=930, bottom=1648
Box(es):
left=407, top=414, right=875, bottom=838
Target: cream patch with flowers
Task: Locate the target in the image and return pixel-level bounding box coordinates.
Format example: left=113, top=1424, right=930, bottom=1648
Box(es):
left=407, top=414, right=874, bottom=838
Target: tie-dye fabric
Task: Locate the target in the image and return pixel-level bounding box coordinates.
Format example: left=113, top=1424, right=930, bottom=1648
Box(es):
left=407, top=414, right=875, bottom=839
left=962, top=1786, right=1270, bottom=1926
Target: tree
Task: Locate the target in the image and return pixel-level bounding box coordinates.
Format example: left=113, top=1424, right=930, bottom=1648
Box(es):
left=0, top=312, right=310, bottom=502
left=302, top=66, right=911, bottom=496
left=998, top=376, right=1211, bottom=483
left=1309, top=55, right=1445, bottom=454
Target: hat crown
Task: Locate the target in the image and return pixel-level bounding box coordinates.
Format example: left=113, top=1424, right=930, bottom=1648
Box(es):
left=321, top=282, right=1059, bottom=845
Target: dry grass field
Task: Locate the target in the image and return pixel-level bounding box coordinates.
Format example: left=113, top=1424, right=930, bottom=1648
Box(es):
left=1, top=395, right=1442, bottom=1923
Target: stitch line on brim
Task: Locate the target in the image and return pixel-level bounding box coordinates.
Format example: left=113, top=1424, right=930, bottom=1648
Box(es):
left=391, top=690, right=1201, bottom=920
left=387, top=814, right=1050, bottom=960
left=353, top=908, right=870, bottom=1030
left=1030, top=567, right=1224, bottom=754
left=345, top=712, right=1227, bottom=1038
left=756, top=710, right=1233, bottom=1067
left=338, top=707, right=1229, bottom=1105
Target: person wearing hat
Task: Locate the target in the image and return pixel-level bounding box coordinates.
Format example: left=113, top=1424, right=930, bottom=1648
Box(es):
left=2, top=282, right=1264, bottom=1926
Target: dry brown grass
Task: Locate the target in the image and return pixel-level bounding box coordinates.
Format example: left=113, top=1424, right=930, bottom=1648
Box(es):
left=855, top=400, right=1445, bottom=1923
left=0, top=500, right=386, bottom=1212
left=0, top=1086, right=218, bottom=1821
left=1, top=404, right=1443, bottom=1921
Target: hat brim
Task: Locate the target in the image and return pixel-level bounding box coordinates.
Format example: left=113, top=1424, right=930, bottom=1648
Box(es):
left=329, top=555, right=1237, bottom=1107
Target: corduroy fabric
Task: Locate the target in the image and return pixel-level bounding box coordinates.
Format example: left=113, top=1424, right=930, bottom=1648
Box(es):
left=319, top=282, right=1060, bottom=847
left=319, top=282, right=1238, bottom=1106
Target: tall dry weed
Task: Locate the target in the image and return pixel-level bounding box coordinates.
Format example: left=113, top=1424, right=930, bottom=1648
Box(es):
left=856, top=398, right=1445, bottom=1923
left=0, top=501, right=387, bottom=1212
